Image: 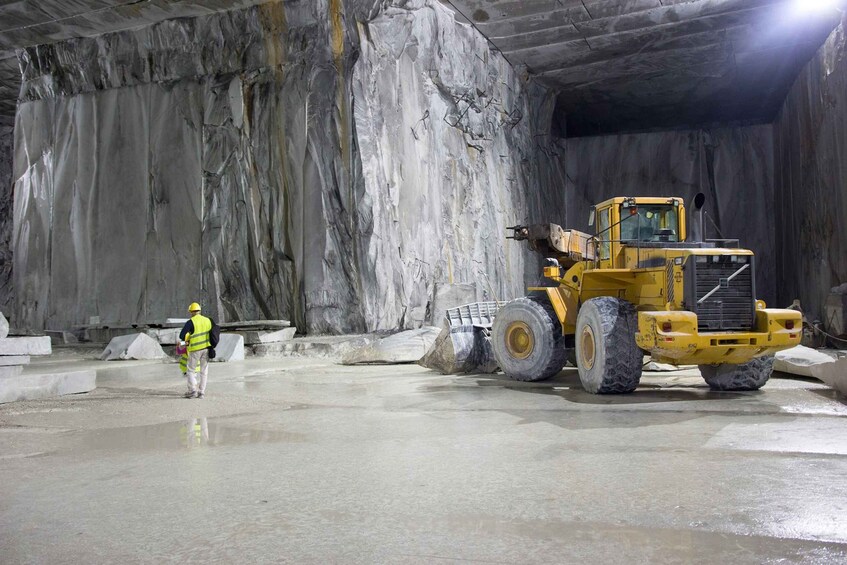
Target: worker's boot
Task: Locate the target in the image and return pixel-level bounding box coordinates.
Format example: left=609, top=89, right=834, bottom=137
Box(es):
left=184, top=390, right=197, bottom=399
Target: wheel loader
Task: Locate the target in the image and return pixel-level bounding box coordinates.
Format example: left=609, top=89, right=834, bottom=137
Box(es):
left=492, top=194, right=801, bottom=393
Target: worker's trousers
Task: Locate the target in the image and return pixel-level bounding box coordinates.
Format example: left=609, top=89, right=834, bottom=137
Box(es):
left=186, top=349, right=209, bottom=394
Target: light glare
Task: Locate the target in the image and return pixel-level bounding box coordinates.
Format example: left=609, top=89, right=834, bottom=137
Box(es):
left=793, top=0, right=841, bottom=13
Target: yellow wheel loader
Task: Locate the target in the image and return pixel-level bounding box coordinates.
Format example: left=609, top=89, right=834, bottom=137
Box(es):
left=493, top=194, right=801, bottom=393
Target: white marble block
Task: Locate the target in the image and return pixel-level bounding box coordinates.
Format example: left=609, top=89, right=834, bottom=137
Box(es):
left=0, top=337, right=51, bottom=356
left=101, top=333, right=167, bottom=361
left=145, top=328, right=181, bottom=345
left=210, top=334, right=245, bottom=363
left=342, top=327, right=441, bottom=365
left=0, top=370, right=96, bottom=404
left=0, top=312, right=8, bottom=339
left=0, top=366, right=24, bottom=378
left=0, top=356, right=29, bottom=366
left=238, top=328, right=296, bottom=345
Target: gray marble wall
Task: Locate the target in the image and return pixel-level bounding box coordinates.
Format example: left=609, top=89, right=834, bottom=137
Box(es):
left=0, top=124, right=12, bottom=315
left=564, top=126, right=777, bottom=306
left=773, top=14, right=847, bottom=320
left=11, top=0, right=567, bottom=333
left=352, top=1, right=567, bottom=330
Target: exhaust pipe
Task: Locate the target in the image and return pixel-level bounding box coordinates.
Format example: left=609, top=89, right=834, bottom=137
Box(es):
left=691, top=193, right=706, bottom=243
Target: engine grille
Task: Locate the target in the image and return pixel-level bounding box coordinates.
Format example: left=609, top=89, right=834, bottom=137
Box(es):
left=685, top=256, right=755, bottom=331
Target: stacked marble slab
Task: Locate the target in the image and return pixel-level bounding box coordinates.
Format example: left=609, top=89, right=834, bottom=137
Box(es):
left=145, top=320, right=294, bottom=362
left=0, top=312, right=96, bottom=403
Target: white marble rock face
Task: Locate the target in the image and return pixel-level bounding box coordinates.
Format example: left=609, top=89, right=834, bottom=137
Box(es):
left=9, top=0, right=567, bottom=336
left=773, top=15, right=847, bottom=320
left=0, top=127, right=12, bottom=315
left=0, top=310, right=8, bottom=339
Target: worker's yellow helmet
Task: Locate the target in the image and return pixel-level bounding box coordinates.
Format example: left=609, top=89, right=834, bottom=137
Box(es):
left=188, top=302, right=201, bottom=313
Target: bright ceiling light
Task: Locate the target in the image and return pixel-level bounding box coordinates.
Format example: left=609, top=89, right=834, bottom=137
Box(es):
left=793, top=0, right=842, bottom=13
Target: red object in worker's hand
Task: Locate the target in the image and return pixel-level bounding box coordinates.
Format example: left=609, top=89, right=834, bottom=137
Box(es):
left=175, top=343, right=187, bottom=355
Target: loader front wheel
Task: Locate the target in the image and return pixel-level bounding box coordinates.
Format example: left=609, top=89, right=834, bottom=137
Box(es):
left=575, top=297, right=643, bottom=394
left=492, top=297, right=566, bottom=382
left=698, top=356, right=774, bottom=391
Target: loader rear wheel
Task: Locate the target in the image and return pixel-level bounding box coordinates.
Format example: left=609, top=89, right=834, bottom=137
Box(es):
left=575, top=297, right=643, bottom=394
left=492, top=297, right=566, bottom=382
left=698, top=356, right=774, bottom=391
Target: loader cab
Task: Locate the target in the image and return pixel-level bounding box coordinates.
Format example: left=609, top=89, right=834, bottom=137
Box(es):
left=592, top=197, right=687, bottom=269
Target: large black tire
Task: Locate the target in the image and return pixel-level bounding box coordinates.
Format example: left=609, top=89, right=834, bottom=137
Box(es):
left=575, top=297, right=643, bottom=394
left=492, top=297, right=567, bottom=382
left=699, top=356, right=774, bottom=391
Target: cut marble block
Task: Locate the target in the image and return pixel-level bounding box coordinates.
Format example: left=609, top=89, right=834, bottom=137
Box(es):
left=0, top=366, right=24, bottom=378
left=101, top=333, right=167, bottom=361
left=145, top=328, right=181, bottom=345
left=0, top=312, right=8, bottom=339
left=773, top=345, right=847, bottom=396
left=46, top=330, right=79, bottom=345
left=236, top=328, right=296, bottom=345
left=253, top=335, right=375, bottom=359
left=342, top=327, right=441, bottom=365
left=0, top=356, right=29, bottom=366
left=774, top=346, right=837, bottom=377
left=210, top=334, right=244, bottom=363
left=809, top=358, right=847, bottom=397
left=0, top=337, right=51, bottom=356
left=0, top=370, right=96, bottom=403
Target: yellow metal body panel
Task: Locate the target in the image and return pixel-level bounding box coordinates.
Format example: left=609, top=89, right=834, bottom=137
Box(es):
left=537, top=286, right=579, bottom=334
left=635, top=309, right=801, bottom=365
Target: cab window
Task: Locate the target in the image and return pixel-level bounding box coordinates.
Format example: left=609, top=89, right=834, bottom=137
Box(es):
left=597, top=208, right=611, bottom=260
left=619, top=204, right=679, bottom=243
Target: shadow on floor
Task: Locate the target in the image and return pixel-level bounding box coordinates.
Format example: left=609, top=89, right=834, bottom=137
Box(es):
left=460, top=369, right=751, bottom=405
left=807, top=388, right=847, bottom=405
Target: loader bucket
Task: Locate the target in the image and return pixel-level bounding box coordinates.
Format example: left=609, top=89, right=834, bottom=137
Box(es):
left=419, top=302, right=503, bottom=374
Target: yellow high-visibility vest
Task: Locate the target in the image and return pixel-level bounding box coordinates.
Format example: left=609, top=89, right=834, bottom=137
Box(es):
left=187, top=314, right=213, bottom=352
left=179, top=353, right=200, bottom=373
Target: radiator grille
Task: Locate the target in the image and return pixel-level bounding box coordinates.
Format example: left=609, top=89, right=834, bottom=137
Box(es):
left=692, top=257, right=755, bottom=331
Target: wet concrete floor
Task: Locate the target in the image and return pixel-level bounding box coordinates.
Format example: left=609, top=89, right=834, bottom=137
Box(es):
left=1, top=354, right=847, bottom=563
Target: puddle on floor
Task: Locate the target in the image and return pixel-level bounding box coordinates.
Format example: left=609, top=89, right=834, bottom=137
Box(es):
left=76, top=418, right=306, bottom=453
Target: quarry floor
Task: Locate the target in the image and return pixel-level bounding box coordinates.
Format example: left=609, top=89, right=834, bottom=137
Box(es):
left=2, top=350, right=847, bottom=564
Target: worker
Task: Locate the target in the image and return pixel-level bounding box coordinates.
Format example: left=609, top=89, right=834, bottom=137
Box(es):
left=178, top=302, right=212, bottom=399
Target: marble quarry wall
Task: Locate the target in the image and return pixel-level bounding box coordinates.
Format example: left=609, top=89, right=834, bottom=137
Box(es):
left=774, top=14, right=847, bottom=320
left=352, top=2, right=567, bottom=330
left=564, top=126, right=777, bottom=306
left=10, top=0, right=567, bottom=333
left=0, top=124, right=12, bottom=314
